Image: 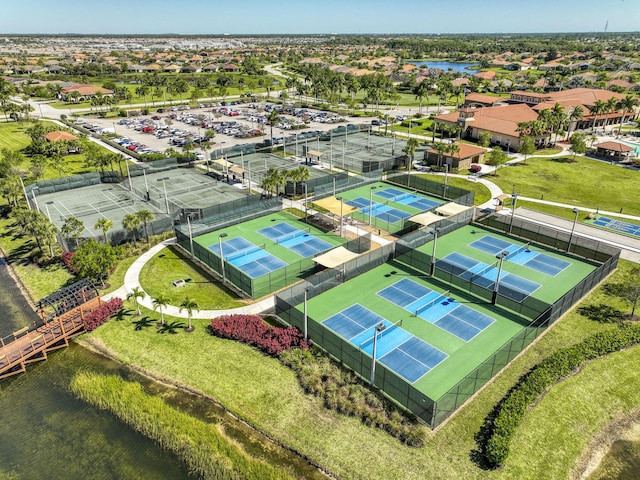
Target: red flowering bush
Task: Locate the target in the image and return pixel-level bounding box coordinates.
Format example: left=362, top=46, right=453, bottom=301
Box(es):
left=62, top=251, right=78, bottom=274
left=208, top=314, right=309, bottom=356
left=83, top=298, right=123, bottom=332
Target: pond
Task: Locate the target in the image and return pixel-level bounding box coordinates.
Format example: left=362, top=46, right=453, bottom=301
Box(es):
left=408, top=61, right=479, bottom=73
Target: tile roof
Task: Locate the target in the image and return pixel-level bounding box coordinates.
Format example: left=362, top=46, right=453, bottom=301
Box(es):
left=435, top=103, right=539, bottom=137
left=45, top=131, right=78, bottom=142
left=594, top=141, right=633, bottom=152
left=426, top=142, right=486, bottom=159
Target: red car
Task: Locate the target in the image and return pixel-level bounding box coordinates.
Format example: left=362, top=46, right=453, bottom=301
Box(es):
left=141, top=126, right=155, bottom=133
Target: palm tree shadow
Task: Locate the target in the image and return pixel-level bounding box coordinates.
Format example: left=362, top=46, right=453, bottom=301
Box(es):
left=133, top=316, right=155, bottom=330
left=115, top=308, right=135, bottom=321
left=157, top=321, right=186, bottom=334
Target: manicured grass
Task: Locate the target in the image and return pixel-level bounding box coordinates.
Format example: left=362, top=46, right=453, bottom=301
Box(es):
left=533, top=148, right=562, bottom=156
left=415, top=174, right=493, bottom=205
left=86, top=243, right=636, bottom=480
left=70, top=371, right=294, bottom=480
left=139, top=245, right=247, bottom=310
left=0, top=122, right=32, bottom=151
left=489, top=155, right=640, bottom=216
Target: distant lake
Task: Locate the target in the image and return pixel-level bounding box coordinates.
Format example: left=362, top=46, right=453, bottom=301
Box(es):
left=409, top=61, right=479, bottom=73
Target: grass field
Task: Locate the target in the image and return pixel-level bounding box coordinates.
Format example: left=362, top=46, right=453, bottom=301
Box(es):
left=415, top=174, right=493, bottom=205
left=490, top=155, right=640, bottom=216
left=85, top=258, right=639, bottom=480
left=0, top=122, right=32, bottom=151
left=139, top=245, right=248, bottom=310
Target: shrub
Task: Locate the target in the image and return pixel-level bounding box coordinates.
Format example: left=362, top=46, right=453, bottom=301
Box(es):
left=208, top=314, right=309, bottom=356
left=62, top=251, right=78, bottom=274
left=83, top=298, right=123, bottom=332
left=478, top=322, right=640, bottom=468
left=469, top=164, right=483, bottom=173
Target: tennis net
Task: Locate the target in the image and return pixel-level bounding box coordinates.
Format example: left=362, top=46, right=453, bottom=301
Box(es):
left=393, top=192, right=414, bottom=202
left=225, top=244, right=263, bottom=261
left=415, top=290, right=450, bottom=316
left=68, top=198, right=134, bottom=217
left=510, top=242, right=530, bottom=257
left=275, top=228, right=311, bottom=244
left=358, top=319, right=402, bottom=349
left=470, top=263, right=496, bottom=282
left=165, top=182, right=212, bottom=197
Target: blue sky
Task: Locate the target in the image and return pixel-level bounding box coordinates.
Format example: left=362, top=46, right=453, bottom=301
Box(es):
left=1, top=0, right=637, bottom=34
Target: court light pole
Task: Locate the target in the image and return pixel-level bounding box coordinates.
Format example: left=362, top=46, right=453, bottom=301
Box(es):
left=186, top=213, right=195, bottom=259
left=31, top=186, right=40, bottom=212
left=369, top=322, right=387, bottom=387
left=492, top=252, right=509, bottom=305
left=336, top=196, right=344, bottom=238
left=443, top=163, right=449, bottom=198
left=158, top=177, right=170, bottom=214
left=124, top=158, right=132, bottom=192
left=18, top=175, right=30, bottom=210
left=509, top=192, right=518, bottom=234
left=567, top=208, right=580, bottom=252
left=429, top=227, right=441, bottom=276
left=218, top=233, right=228, bottom=284
left=44, top=201, right=53, bottom=223
left=303, top=182, right=308, bottom=221
left=303, top=287, right=309, bottom=341
left=142, top=165, right=150, bottom=201
left=369, top=186, right=377, bottom=226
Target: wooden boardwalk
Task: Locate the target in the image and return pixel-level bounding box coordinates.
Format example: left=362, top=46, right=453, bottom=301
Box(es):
left=0, top=296, right=101, bottom=380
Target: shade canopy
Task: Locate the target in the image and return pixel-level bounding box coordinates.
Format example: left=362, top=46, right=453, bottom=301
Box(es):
left=313, top=196, right=359, bottom=216
left=408, top=211, right=444, bottom=227
left=213, top=158, right=234, bottom=167
left=307, top=149, right=324, bottom=157
left=435, top=202, right=473, bottom=217
left=313, top=246, right=360, bottom=268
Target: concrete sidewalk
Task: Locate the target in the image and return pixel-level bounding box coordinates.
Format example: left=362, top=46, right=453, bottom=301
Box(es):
left=102, top=238, right=275, bottom=318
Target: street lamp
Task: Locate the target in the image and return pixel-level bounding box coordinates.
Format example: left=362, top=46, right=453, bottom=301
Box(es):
left=509, top=192, right=518, bottom=234
left=186, top=213, right=195, bottom=259
left=44, top=201, right=53, bottom=223
left=492, top=252, right=509, bottom=304
left=336, top=196, right=344, bottom=238
left=157, top=177, right=170, bottom=214
left=218, top=233, right=228, bottom=284
left=31, top=186, right=40, bottom=212
left=429, top=227, right=441, bottom=276
left=567, top=208, right=580, bottom=252
left=369, top=322, right=387, bottom=386
left=369, top=186, right=377, bottom=226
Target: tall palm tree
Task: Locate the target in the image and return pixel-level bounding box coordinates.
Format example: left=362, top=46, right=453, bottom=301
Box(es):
left=616, top=94, right=639, bottom=138
left=566, top=106, right=584, bottom=141
left=267, top=109, right=281, bottom=149
left=127, top=286, right=146, bottom=316
left=94, top=217, right=113, bottom=244
left=432, top=142, right=448, bottom=169
left=135, top=209, right=154, bottom=243
left=413, top=82, right=428, bottom=116
left=589, top=99, right=607, bottom=133
left=604, top=97, right=619, bottom=130
left=180, top=297, right=199, bottom=332
left=122, top=213, right=141, bottom=243
left=153, top=293, right=171, bottom=326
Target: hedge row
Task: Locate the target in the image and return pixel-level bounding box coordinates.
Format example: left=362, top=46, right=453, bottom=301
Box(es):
left=479, top=322, right=640, bottom=468
left=208, top=314, right=309, bottom=356
left=83, top=298, right=123, bottom=332
left=280, top=348, right=426, bottom=447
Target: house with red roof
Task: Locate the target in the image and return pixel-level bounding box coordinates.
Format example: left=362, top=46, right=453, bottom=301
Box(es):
left=424, top=142, right=487, bottom=170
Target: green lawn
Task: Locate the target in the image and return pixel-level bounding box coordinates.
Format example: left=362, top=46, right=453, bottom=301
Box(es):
left=139, top=245, right=247, bottom=310
left=86, top=259, right=639, bottom=480
left=0, top=122, right=32, bottom=151
left=415, top=174, right=493, bottom=205
left=490, top=155, right=640, bottom=216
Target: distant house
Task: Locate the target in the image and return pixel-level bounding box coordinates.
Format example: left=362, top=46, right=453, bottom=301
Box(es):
left=474, top=71, right=496, bottom=81
left=463, top=93, right=507, bottom=108
left=424, top=142, right=487, bottom=170
left=45, top=131, right=78, bottom=142
left=202, top=64, right=219, bottom=72
left=222, top=63, right=240, bottom=72
left=61, top=84, right=113, bottom=101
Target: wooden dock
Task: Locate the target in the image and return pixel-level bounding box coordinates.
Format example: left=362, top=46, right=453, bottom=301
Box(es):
left=0, top=296, right=101, bottom=380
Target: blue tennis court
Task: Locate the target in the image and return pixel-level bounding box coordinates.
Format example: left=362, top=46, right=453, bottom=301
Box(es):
left=469, top=235, right=571, bottom=276
left=346, top=197, right=412, bottom=224
left=436, top=252, right=541, bottom=302
left=258, top=222, right=333, bottom=258
left=322, top=304, right=447, bottom=383
left=593, top=216, right=640, bottom=237
left=375, top=187, right=441, bottom=211
left=378, top=279, right=495, bottom=341
left=208, top=237, right=287, bottom=278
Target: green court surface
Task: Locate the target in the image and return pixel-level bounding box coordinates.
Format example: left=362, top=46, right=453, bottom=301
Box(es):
left=332, top=181, right=445, bottom=234
left=300, top=224, right=597, bottom=400
left=193, top=212, right=346, bottom=280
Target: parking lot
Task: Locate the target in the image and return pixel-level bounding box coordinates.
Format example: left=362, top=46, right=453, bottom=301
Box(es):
left=76, top=102, right=375, bottom=159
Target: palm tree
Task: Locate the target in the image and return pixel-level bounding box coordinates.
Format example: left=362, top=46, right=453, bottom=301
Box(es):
left=153, top=293, right=171, bottom=326
left=589, top=99, right=607, bottom=133
left=267, top=109, right=281, bottom=149
left=136, top=209, right=154, bottom=243
left=413, top=82, right=428, bottom=116
left=94, top=218, right=113, bottom=244
left=616, top=95, right=639, bottom=138
left=135, top=85, right=149, bottom=107
left=604, top=97, right=619, bottom=131
left=566, top=106, right=584, bottom=141
left=403, top=138, right=420, bottom=170
left=432, top=142, right=448, bottom=169
left=122, top=213, right=141, bottom=243
left=180, top=297, right=199, bottom=332
left=127, top=286, right=146, bottom=316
